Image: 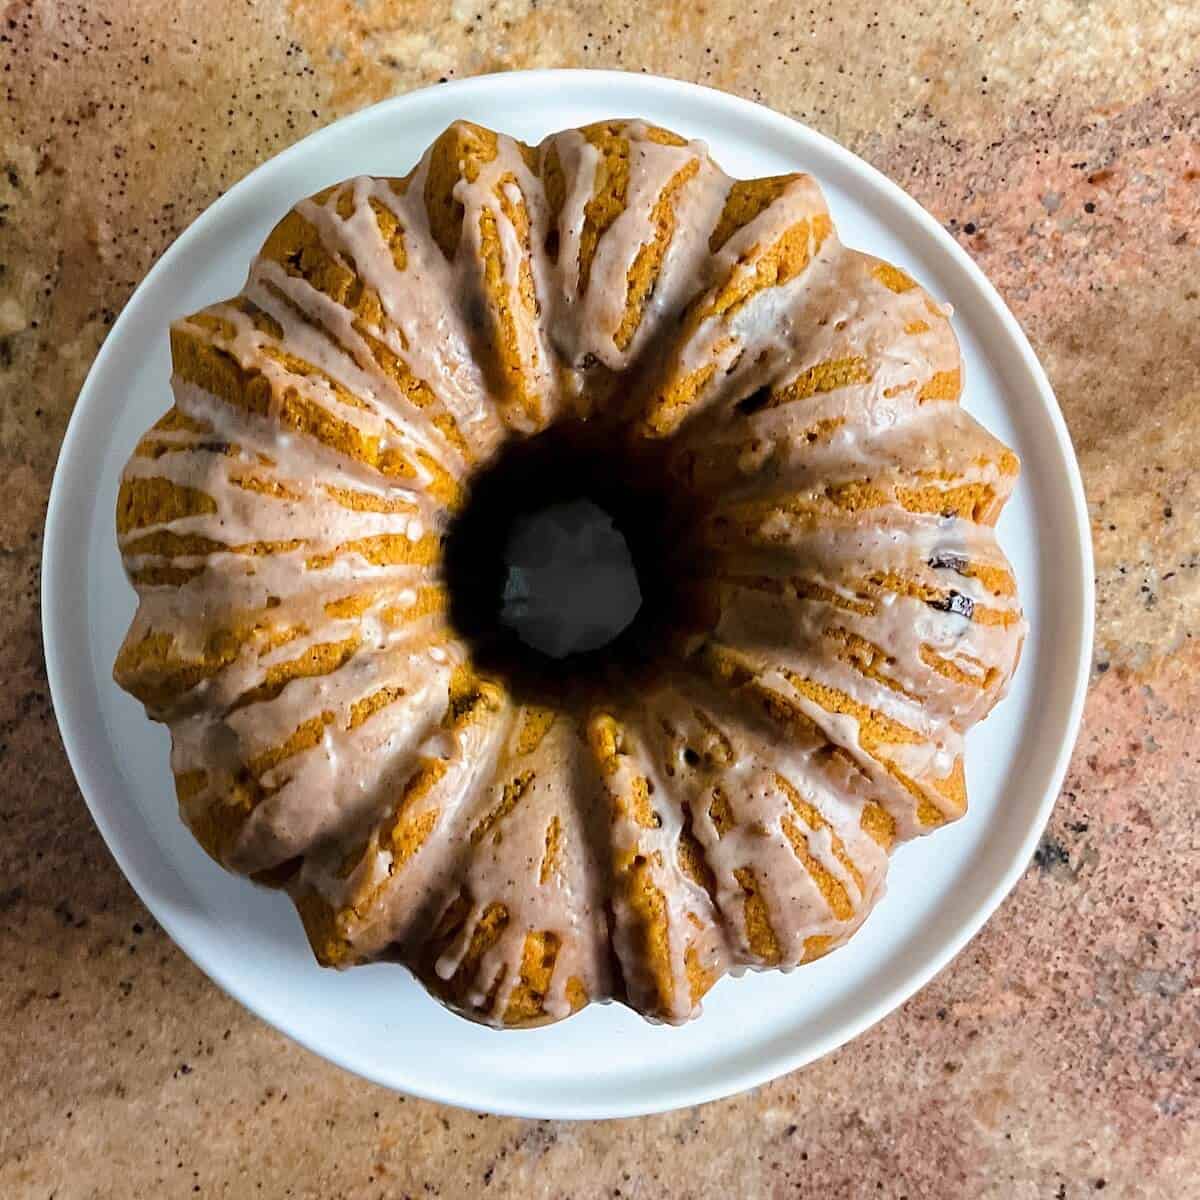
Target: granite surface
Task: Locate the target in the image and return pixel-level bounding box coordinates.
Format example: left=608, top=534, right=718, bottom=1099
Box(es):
left=2, top=2, right=1199, bottom=1196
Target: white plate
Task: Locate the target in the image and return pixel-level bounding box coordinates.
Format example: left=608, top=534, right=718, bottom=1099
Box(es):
left=43, top=70, right=1093, bottom=1119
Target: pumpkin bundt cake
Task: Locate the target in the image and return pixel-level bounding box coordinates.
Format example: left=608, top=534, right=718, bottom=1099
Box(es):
left=114, top=120, right=1026, bottom=1027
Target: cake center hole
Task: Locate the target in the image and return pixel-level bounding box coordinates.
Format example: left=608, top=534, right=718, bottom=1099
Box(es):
left=500, top=498, right=642, bottom=658
left=441, top=423, right=690, bottom=701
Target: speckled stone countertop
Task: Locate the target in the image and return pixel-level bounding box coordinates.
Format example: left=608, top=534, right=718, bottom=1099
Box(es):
left=2, top=3, right=1198, bottom=1197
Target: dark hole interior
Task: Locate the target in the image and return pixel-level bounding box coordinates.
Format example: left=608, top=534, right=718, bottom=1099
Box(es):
left=441, top=422, right=702, bottom=706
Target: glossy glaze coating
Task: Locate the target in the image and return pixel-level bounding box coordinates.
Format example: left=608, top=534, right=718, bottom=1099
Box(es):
left=113, top=119, right=1024, bottom=1027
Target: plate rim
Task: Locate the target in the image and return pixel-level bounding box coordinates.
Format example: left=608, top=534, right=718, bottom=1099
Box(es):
left=42, top=67, right=1095, bottom=1119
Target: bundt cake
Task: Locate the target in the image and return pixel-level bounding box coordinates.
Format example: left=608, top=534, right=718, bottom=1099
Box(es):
left=113, top=119, right=1026, bottom=1028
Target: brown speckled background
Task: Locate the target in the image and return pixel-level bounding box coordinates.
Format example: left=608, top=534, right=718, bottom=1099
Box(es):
left=2, top=3, right=1199, bottom=1196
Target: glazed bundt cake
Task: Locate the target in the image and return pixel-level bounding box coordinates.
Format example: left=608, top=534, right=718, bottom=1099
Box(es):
left=114, top=119, right=1026, bottom=1027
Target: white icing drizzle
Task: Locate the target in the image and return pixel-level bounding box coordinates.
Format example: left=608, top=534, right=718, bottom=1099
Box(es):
left=114, top=119, right=1027, bottom=1028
